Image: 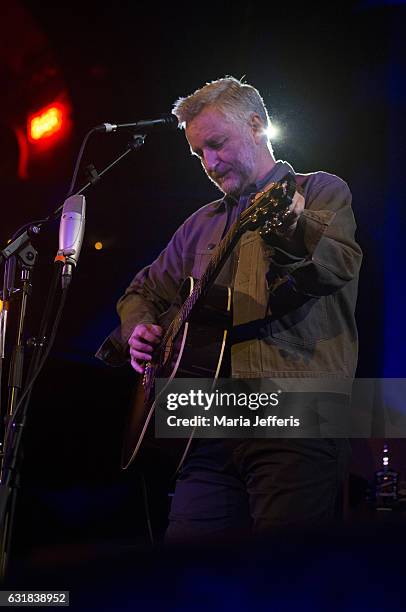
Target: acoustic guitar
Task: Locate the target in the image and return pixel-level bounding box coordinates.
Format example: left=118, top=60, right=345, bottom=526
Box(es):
left=122, top=172, right=296, bottom=469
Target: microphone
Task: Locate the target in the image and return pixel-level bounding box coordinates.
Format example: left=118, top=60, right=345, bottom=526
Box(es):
left=55, top=195, right=86, bottom=289
left=95, top=114, right=178, bottom=134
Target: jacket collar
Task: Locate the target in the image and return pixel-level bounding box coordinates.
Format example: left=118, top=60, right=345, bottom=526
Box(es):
left=213, top=160, right=296, bottom=212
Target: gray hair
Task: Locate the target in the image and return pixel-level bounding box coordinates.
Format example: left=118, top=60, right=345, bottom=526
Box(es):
left=172, top=76, right=270, bottom=130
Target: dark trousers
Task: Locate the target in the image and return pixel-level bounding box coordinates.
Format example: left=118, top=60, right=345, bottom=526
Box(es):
left=166, top=438, right=351, bottom=544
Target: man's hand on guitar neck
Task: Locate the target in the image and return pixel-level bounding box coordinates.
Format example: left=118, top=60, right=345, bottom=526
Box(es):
left=276, top=190, right=305, bottom=239
left=128, top=323, right=163, bottom=373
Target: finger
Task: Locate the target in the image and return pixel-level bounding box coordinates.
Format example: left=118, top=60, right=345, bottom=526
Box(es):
left=128, top=332, right=157, bottom=348
left=134, top=327, right=162, bottom=344
left=137, top=323, right=163, bottom=336
left=129, top=340, right=156, bottom=353
left=288, top=202, right=298, bottom=216
left=130, top=357, right=145, bottom=374
left=145, top=325, right=163, bottom=338
left=130, top=323, right=162, bottom=335
left=130, top=348, right=154, bottom=362
left=290, top=191, right=305, bottom=214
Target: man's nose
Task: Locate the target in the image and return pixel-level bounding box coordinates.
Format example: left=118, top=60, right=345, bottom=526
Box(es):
left=203, top=150, right=218, bottom=173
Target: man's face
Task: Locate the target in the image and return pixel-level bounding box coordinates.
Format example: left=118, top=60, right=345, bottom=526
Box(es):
left=185, top=106, right=259, bottom=197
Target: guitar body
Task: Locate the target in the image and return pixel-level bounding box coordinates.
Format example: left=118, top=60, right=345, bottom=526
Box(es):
left=121, top=278, right=232, bottom=469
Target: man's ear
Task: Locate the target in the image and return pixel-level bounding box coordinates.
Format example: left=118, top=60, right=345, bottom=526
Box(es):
left=249, top=113, right=266, bottom=144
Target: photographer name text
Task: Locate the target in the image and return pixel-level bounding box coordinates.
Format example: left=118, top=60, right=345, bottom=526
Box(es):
left=166, top=414, right=300, bottom=428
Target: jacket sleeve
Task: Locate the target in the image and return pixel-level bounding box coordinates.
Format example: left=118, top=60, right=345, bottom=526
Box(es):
left=96, top=221, right=188, bottom=366
left=265, top=175, right=362, bottom=299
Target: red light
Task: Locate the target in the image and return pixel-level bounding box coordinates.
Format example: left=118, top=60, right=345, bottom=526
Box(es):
left=28, top=104, right=65, bottom=142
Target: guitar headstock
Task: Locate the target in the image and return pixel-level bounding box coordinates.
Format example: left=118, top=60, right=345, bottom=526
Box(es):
left=239, top=172, right=296, bottom=233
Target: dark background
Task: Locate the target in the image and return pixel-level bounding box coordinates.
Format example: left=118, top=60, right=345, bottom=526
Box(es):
left=1, top=0, right=406, bottom=600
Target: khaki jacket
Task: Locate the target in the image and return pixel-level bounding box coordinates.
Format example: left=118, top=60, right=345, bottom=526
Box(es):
left=96, top=161, right=362, bottom=382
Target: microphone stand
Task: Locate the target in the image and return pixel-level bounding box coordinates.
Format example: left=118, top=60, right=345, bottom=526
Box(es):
left=6, top=245, right=38, bottom=421
left=0, top=132, right=147, bottom=581
left=0, top=241, right=38, bottom=581
left=0, top=228, right=42, bottom=458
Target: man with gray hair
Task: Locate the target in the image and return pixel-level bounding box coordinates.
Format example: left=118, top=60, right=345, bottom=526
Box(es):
left=98, top=77, right=362, bottom=543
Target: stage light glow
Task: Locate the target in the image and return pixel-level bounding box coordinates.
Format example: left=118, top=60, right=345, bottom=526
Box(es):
left=94, top=241, right=103, bottom=250
left=265, top=122, right=280, bottom=140
left=28, top=105, right=64, bottom=141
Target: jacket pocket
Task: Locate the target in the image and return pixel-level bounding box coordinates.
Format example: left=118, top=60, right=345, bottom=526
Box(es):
left=184, top=246, right=229, bottom=283
left=269, top=296, right=329, bottom=347
left=183, top=248, right=212, bottom=279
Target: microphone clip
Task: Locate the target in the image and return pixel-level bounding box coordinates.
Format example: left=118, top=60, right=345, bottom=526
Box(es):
left=85, top=164, right=101, bottom=185
left=129, top=134, right=146, bottom=151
